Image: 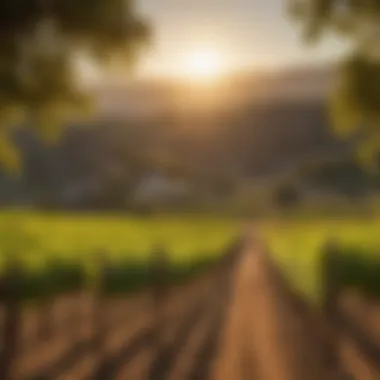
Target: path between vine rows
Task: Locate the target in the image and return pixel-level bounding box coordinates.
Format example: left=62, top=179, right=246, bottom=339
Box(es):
left=11, top=237, right=380, bottom=379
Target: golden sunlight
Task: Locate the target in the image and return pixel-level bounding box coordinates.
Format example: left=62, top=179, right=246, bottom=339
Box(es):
left=181, top=49, right=226, bottom=82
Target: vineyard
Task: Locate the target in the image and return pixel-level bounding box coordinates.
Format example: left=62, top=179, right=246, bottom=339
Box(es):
left=1, top=214, right=380, bottom=379
left=0, top=212, right=239, bottom=299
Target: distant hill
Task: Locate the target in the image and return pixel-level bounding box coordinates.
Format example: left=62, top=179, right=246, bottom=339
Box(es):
left=93, top=65, right=336, bottom=120
left=1, top=64, right=361, bottom=209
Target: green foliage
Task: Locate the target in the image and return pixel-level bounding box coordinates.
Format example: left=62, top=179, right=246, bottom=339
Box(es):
left=330, top=56, right=380, bottom=166
left=0, top=0, right=150, bottom=171
left=0, top=211, right=238, bottom=298
left=265, top=217, right=380, bottom=302
left=288, top=0, right=380, bottom=45
left=288, top=0, right=380, bottom=163
left=334, top=246, right=380, bottom=297
left=331, top=56, right=380, bottom=131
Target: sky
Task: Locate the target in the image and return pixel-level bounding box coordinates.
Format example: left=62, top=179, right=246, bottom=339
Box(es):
left=135, top=0, right=349, bottom=78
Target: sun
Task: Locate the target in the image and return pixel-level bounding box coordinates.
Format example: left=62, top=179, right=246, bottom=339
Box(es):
left=181, top=49, right=225, bottom=81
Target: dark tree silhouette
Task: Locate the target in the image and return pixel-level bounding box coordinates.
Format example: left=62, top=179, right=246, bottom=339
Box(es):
left=0, top=0, right=149, bottom=171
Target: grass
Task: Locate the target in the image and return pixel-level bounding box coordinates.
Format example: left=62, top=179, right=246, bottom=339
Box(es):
left=0, top=211, right=240, bottom=300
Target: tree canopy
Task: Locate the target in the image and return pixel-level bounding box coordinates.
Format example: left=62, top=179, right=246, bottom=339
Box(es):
left=0, top=0, right=149, bottom=171
left=288, top=0, right=380, bottom=164
left=288, top=0, right=380, bottom=46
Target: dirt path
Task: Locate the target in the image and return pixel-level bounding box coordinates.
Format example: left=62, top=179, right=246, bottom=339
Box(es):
left=212, top=243, right=338, bottom=380
left=213, top=239, right=380, bottom=380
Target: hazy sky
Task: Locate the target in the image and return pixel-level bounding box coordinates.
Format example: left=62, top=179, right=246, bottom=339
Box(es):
left=136, top=0, right=348, bottom=77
